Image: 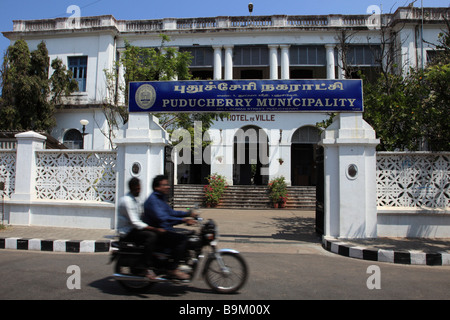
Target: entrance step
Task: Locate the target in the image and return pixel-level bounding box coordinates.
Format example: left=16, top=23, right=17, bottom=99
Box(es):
left=173, top=184, right=316, bottom=210
left=172, top=184, right=205, bottom=209
left=286, top=186, right=316, bottom=210
left=219, top=186, right=272, bottom=209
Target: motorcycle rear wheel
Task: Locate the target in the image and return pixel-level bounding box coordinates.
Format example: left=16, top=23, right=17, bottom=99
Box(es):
left=204, top=252, right=248, bottom=294
left=114, top=256, right=155, bottom=293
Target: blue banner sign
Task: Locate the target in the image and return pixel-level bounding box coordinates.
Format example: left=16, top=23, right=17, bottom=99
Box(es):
left=129, top=79, right=363, bottom=113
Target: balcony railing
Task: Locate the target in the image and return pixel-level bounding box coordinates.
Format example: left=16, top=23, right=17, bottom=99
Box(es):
left=9, top=7, right=449, bottom=34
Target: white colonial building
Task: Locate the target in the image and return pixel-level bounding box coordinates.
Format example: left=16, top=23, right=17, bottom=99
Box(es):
left=0, top=6, right=449, bottom=239
left=2, top=6, right=449, bottom=188
left=0, top=7, right=450, bottom=237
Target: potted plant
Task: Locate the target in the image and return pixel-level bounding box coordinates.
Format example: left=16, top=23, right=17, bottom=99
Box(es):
left=268, top=176, right=288, bottom=208
left=279, top=196, right=287, bottom=208
left=204, top=173, right=227, bottom=207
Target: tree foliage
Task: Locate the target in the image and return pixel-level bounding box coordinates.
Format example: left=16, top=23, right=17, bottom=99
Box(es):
left=363, top=25, right=450, bottom=151
left=104, top=35, right=227, bottom=148
left=0, top=39, right=78, bottom=133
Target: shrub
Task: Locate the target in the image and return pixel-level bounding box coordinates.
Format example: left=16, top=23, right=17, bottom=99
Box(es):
left=204, top=173, right=227, bottom=206
left=268, top=176, right=288, bottom=206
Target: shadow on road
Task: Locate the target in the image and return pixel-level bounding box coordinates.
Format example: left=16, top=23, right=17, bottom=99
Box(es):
left=89, top=276, right=224, bottom=298
left=271, top=216, right=321, bottom=243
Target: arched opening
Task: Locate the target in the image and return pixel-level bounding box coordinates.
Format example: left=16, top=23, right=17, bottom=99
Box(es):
left=176, top=130, right=211, bottom=185
left=291, top=126, right=321, bottom=186
left=63, top=129, right=83, bottom=149
left=233, top=125, right=269, bottom=185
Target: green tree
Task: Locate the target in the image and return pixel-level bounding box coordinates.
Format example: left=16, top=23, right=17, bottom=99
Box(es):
left=0, top=39, right=78, bottom=133
left=363, top=23, right=450, bottom=152
left=421, top=23, right=450, bottom=150
left=104, top=35, right=227, bottom=148
left=420, top=63, right=450, bottom=150
left=363, top=71, right=423, bottom=151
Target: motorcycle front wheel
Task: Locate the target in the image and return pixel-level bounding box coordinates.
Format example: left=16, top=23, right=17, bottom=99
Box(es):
left=204, top=251, right=248, bottom=294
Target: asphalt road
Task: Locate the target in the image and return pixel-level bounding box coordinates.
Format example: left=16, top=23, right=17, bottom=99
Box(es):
left=1, top=247, right=449, bottom=302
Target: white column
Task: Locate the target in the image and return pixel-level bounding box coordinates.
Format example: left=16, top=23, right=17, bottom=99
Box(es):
left=114, top=114, right=170, bottom=205
left=268, top=45, right=279, bottom=80
left=12, top=131, right=46, bottom=202
left=213, top=45, right=223, bottom=80
left=210, top=128, right=234, bottom=185
left=9, top=131, right=47, bottom=225
left=325, top=44, right=336, bottom=80
left=280, top=45, right=290, bottom=80
left=224, top=45, right=234, bottom=80
left=116, top=49, right=126, bottom=105
left=319, top=113, right=380, bottom=239
left=265, top=129, right=291, bottom=185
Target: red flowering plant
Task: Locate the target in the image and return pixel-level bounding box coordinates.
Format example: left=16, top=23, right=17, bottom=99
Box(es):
left=268, top=176, right=288, bottom=207
left=204, top=173, right=227, bottom=207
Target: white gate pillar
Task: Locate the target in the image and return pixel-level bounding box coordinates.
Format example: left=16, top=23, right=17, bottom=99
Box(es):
left=319, top=113, right=380, bottom=239
left=114, top=114, right=170, bottom=206
left=9, top=131, right=47, bottom=225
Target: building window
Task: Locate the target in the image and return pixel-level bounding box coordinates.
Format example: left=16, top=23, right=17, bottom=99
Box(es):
left=290, top=46, right=326, bottom=66
left=181, top=47, right=213, bottom=67
left=68, top=56, right=88, bottom=92
left=346, top=46, right=381, bottom=66
left=292, top=126, right=321, bottom=144
left=63, top=129, right=83, bottom=149
left=426, top=49, right=444, bottom=65
left=234, top=46, right=269, bottom=66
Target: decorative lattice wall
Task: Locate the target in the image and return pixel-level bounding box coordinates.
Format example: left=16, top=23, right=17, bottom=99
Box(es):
left=3, top=149, right=449, bottom=210
left=376, top=152, right=450, bottom=208
left=0, top=151, right=16, bottom=199
left=35, top=151, right=116, bottom=203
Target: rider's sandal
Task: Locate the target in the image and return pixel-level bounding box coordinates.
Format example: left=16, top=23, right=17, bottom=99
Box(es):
left=145, top=270, right=159, bottom=280
left=168, top=269, right=190, bottom=280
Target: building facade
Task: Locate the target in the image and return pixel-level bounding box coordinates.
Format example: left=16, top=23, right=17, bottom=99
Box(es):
left=3, top=6, right=449, bottom=186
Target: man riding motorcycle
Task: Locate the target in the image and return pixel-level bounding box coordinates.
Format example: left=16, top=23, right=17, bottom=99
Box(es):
left=116, top=177, right=165, bottom=280
left=143, top=175, right=197, bottom=280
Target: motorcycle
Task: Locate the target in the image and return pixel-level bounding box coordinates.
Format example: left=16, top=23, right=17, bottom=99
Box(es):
left=110, top=216, right=248, bottom=294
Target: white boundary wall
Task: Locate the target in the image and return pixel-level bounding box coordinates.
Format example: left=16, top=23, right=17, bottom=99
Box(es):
left=0, top=128, right=449, bottom=237
left=376, top=152, right=450, bottom=238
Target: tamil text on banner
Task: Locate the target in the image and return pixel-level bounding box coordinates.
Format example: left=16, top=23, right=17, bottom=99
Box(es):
left=129, top=79, right=363, bottom=113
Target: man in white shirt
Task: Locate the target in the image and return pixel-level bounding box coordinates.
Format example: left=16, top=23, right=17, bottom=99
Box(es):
left=117, top=177, right=165, bottom=280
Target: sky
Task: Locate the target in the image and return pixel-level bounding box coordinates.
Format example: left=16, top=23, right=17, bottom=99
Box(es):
left=0, top=0, right=449, bottom=56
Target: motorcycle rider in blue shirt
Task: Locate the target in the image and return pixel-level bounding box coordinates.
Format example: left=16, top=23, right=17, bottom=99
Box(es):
left=143, top=174, right=197, bottom=280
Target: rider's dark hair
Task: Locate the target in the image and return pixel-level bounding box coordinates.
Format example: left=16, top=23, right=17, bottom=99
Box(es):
left=152, top=174, right=169, bottom=191
left=128, top=177, right=140, bottom=191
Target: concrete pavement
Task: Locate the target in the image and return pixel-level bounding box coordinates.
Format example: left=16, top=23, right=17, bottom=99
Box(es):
left=1, top=209, right=449, bottom=265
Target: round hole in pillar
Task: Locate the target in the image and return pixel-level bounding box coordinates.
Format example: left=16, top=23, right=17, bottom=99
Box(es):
left=131, top=162, right=141, bottom=176
left=347, top=164, right=358, bottom=180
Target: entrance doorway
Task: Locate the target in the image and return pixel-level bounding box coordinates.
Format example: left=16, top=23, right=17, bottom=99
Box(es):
left=233, top=125, right=269, bottom=185
left=291, top=126, right=321, bottom=186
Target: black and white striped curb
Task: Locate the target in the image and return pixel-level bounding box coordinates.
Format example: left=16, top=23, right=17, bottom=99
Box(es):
left=0, top=237, right=111, bottom=253
left=322, top=237, right=450, bottom=266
